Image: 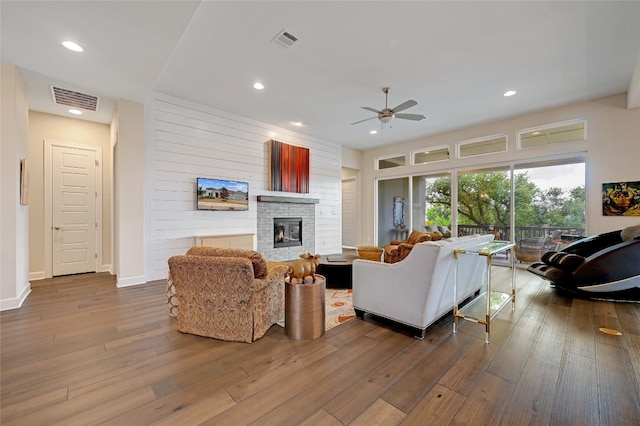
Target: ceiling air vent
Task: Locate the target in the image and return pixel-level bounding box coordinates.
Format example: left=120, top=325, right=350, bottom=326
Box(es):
left=50, top=86, right=99, bottom=111
left=272, top=29, right=298, bottom=48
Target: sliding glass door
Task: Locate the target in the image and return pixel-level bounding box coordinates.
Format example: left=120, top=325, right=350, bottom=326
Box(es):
left=513, top=158, right=586, bottom=263
left=376, top=157, right=585, bottom=263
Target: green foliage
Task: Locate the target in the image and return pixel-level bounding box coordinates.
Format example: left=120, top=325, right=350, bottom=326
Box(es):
left=424, top=171, right=585, bottom=228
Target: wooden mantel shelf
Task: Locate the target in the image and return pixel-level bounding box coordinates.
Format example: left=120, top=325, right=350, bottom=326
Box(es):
left=257, top=195, right=319, bottom=204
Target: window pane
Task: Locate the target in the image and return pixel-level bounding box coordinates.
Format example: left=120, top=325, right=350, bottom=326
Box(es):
left=458, top=135, right=507, bottom=158
left=513, top=160, right=586, bottom=263
left=377, top=155, right=405, bottom=170
left=457, top=168, right=510, bottom=240
left=413, top=147, right=449, bottom=165
left=417, top=173, right=452, bottom=234
left=518, top=120, right=586, bottom=149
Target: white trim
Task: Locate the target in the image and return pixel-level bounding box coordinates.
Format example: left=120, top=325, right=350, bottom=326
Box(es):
left=44, top=140, right=103, bottom=278
left=0, top=284, right=31, bottom=311
left=101, top=264, right=113, bottom=274
left=28, top=271, right=45, bottom=281
left=116, top=275, right=146, bottom=288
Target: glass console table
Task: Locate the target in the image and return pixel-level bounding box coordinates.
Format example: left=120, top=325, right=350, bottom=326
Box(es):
left=453, top=240, right=515, bottom=343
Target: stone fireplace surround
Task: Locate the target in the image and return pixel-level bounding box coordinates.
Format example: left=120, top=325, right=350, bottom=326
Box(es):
left=257, top=196, right=319, bottom=261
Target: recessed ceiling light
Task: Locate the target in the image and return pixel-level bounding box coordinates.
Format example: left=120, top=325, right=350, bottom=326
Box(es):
left=504, top=90, right=517, bottom=97
left=253, top=82, right=264, bottom=90
left=62, top=41, right=83, bottom=52
left=370, top=130, right=378, bottom=135
left=292, top=121, right=302, bottom=127
left=68, top=109, right=82, bottom=115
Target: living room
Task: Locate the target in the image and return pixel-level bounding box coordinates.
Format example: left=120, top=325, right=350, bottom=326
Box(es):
left=3, top=2, right=639, bottom=307
left=2, top=2, right=640, bottom=423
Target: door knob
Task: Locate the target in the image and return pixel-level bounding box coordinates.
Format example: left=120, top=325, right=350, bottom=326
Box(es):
left=54, top=226, right=61, bottom=230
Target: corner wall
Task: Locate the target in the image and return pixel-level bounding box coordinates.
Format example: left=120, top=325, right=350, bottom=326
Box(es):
left=1, top=63, right=30, bottom=310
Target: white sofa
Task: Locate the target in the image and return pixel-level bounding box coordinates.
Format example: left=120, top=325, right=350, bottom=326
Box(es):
left=352, top=234, right=496, bottom=338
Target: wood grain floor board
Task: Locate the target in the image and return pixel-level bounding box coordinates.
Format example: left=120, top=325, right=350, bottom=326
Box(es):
left=449, top=371, right=513, bottom=425
left=551, top=351, right=599, bottom=425
left=595, top=341, right=640, bottom=425
left=399, top=383, right=466, bottom=425
left=500, top=357, right=560, bottom=425
left=381, top=329, right=476, bottom=413
left=324, top=338, right=435, bottom=425
left=2, top=268, right=638, bottom=425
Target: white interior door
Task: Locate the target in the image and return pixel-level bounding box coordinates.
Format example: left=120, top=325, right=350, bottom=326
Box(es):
left=52, top=145, right=97, bottom=276
left=342, top=178, right=357, bottom=248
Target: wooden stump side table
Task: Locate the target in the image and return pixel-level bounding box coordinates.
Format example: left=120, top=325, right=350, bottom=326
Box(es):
left=285, top=275, right=326, bottom=340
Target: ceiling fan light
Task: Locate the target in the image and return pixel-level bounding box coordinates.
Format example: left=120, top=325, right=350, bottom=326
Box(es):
left=379, top=115, right=393, bottom=124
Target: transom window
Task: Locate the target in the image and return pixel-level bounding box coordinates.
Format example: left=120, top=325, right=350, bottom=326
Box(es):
left=518, top=119, right=586, bottom=149
left=376, top=154, right=406, bottom=170
left=412, top=146, right=450, bottom=165
left=457, top=134, right=507, bottom=158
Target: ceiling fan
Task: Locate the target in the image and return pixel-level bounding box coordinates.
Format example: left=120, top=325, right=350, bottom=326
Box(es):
left=351, top=87, right=426, bottom=125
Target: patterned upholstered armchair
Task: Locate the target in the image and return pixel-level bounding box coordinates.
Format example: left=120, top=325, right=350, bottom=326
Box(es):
left=167, top=247, right=288, bottom=343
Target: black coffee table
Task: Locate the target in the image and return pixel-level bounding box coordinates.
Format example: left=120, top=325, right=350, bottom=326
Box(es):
left=315, top=253, right=359, bottom=289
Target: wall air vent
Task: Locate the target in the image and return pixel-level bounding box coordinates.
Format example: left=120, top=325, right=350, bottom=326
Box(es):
left=272, top=29, right=298, bottom=48
left=50, top=86, right=99, bottom=111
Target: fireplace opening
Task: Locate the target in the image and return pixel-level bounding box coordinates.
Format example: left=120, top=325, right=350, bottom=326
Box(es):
left=274, top=217, right=302, bottom=248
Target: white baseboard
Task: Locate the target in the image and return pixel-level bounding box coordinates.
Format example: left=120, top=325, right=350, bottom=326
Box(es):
left=101, top=264, right=113, bottom=274
left=0, top=283, right=31, bottom=311
left=29, top=271, right=46, bottom=281
left=116, top=275, right=146, bottom=288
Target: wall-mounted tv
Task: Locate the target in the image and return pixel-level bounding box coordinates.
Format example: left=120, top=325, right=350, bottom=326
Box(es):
left=197, top=177, right=249, bottom=211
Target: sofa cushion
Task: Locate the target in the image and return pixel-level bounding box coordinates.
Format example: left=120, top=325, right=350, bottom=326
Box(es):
left=185, top=246, right=268, bottom=279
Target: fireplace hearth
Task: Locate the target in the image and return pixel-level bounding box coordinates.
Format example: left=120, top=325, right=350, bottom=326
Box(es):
left=274, top=217, right=302, bottom=248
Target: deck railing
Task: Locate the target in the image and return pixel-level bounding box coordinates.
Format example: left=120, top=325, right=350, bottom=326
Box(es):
left=456, top=224, right=585, bottom=243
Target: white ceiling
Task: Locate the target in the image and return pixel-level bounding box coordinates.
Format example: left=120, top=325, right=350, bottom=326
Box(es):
left=2, top=1, right=639, bottom=150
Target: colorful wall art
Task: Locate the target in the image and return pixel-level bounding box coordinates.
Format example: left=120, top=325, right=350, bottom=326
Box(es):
left=269, top=140, right=310, bottom=193
left=602, top=180, right=640, bottom=216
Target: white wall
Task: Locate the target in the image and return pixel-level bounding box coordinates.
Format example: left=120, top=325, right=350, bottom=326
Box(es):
left=112, top=100, right=145, bottom=287
left=145, top=94, right=342, bottom=281
left=0, top=63, right=30, bottom=310
left=359, top=93, right=640, bottom=245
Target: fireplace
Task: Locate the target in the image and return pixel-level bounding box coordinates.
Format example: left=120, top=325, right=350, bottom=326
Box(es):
left=274, top=217, right=302, bottom=248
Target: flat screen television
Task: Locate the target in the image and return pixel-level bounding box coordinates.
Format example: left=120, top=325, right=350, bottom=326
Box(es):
left=197, top=177, right=249, bottom=211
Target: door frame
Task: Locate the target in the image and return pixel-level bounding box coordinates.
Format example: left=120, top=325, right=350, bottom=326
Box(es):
left=44, top=140, right=103, bottom=278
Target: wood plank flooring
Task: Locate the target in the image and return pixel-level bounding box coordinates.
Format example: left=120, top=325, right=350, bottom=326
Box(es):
left=1, top=268, right=639, bottom=425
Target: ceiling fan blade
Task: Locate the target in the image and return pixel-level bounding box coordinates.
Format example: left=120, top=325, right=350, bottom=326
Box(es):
left=392, top=100, right=417, bottom=113
left=350, top=116, right=378, bottom=125
left=395, top=113, right=426, bottom=121
left=361, top=106, right=383, bottom=114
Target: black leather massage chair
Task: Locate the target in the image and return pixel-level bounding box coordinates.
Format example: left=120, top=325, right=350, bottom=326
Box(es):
left=527, top=227, right=640, bottom=299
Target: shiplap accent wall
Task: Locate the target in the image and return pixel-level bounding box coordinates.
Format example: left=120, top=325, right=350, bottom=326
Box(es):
left=145, top=94, right=342, bottom=281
